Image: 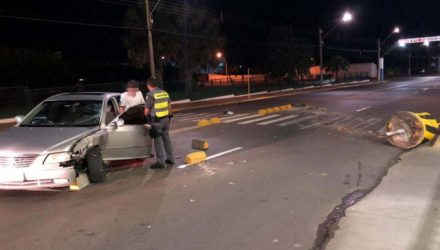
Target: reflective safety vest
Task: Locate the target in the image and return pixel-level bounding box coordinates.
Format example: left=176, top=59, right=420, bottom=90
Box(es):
left=151, top=89, right=170, bottom=118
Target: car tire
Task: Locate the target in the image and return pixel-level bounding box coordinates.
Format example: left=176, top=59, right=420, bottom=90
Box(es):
left=86, top=147, right=107, bottom=183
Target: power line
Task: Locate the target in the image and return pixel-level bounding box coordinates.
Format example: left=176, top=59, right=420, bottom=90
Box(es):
left=0, top=14, right=145, bottom=30
left=0, top=14, right=315, bottom=48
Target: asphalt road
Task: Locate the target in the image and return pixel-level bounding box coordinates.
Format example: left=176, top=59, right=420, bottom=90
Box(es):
left=1, top=76, right=439, bottom=250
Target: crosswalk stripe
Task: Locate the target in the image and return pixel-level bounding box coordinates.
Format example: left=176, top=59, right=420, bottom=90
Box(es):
left=278, top=115, right=317, bottom=127
left=223, top=114, right=262, bottom=123
left=257, top=114, right=299, bottom=125
left=221, top=114, right=250, bottom=121
left=177, top=113, right=211, bottom=121
left=300, top=120, right=324, bottom=130
left=238, top=115, right=281, bottom=125
left=173, top=113, right=196, bottom=117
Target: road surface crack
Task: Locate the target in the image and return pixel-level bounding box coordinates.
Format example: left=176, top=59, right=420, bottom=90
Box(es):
left=310, top=156, right=402, bottom=250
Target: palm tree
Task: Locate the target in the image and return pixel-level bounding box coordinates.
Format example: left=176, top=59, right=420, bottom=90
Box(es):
left=326, top=55, right=350, bottom=82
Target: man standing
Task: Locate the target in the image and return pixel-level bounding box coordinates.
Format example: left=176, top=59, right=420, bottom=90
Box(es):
left=144, top=78, right=174, bottom=169
left=120, top=80, right=145, bottom=113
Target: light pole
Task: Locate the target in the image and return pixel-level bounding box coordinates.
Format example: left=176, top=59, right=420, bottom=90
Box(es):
left=216, top=52, right=230, bottom=81
left=378, top=27, right=400, bottom=82
left=319, top=11, right=353, bottom=86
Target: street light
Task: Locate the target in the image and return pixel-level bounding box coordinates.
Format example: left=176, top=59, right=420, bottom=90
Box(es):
left=216, top=51, right=230, bottom=81
left=319, top=11, right=353, bottom=86
left=342, top=12, right=353, bottom=23
left=377, top=26, right=401, bottom=82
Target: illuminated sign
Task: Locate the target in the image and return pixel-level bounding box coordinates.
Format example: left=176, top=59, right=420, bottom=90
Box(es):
left=398, top=36, right=440, bottom=45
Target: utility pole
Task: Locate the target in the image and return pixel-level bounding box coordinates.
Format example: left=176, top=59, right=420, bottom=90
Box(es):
left=377, top=38, right=381, bottom=82
left=247, top=68, right=251, bottom=100
left=319, top=27, right=324, bottom=86
left=408, top=49, right=411, bottom=76
left=144, top=0, right=156, bottom=79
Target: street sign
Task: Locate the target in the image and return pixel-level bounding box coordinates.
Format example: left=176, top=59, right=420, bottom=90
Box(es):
left=398, top=36, right=440, bottom=45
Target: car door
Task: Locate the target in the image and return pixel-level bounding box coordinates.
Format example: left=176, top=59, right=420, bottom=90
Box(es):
left=102, top=101, right=152, bottom=161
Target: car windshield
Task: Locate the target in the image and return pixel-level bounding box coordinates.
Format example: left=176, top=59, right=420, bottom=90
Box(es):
left=20, top=100, right=103, bottom=127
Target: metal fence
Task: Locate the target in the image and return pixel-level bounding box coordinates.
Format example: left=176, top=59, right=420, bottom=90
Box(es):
left=0, top=75, right=372, bottom=119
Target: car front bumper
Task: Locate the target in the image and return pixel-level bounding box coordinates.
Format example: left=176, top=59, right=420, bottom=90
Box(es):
left=0, top=165, right=76, bottom=190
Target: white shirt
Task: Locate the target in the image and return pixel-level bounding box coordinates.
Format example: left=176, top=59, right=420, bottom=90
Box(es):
left=120, top=91, right=145, bottom=110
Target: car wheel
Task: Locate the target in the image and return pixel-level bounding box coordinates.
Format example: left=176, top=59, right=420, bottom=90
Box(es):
left=86, top=147, right=107, bottom=183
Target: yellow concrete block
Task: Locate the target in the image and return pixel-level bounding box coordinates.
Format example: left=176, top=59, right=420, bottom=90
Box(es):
left=279, top=106, right=288, bottom=111
left=192, top=139, right=209, bottom=150
left=69, top=173, right=89, bottom=192
left=273, top=107, right=281, bottom=112
left=265, top=108, right=275, bottom=114
left=286, top=104, right=293, bottom=109
left=210, top=117, right=222, bottom=124
left=184, top=151, right=207, bottom=165
left=258, top=109, right=268, bottom=115
left=197, top=119, right=211, bottom=127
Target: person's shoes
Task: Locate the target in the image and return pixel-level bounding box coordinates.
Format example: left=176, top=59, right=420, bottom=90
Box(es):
left=150, top=162, right=166, bottom=169
left=165, top=159, right=175, bottom=165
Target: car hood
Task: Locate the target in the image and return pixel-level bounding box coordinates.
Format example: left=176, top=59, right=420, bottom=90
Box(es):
left=0, top=127, right=98, bottom=155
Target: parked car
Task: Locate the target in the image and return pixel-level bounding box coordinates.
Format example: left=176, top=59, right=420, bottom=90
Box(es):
left=0, top=92, right=152, bottom=190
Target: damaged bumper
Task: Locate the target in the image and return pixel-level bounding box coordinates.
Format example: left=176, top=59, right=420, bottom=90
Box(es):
left=0, top=165, right=76, bottom=190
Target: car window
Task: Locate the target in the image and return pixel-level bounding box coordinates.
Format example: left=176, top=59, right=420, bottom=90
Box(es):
left=21, top=100, right=102, bottom=127
left=105, top=99, right=118, bottom=125
left=120, top=105, right=147, bottom=125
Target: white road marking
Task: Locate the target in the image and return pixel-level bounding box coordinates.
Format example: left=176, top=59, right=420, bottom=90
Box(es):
left=423, top=88, right=429, bottom=91
left=142, top=170, right=155, bottom=185
left=300, top=120, right=324, bottom=130
left=177, top=147, right=243, bottom=169
left=257, top=114, right=299, bottom=125
left=350, top=119, right=373, bottom=129
left=170, top=126, right=199, bottom=134
left=356, top=106, right=371, bottom=112
left=238, top=115, right=281, bottom=125
left=223, top=114, right=262, bottom=123
left=173, top=112, right=197, bottom=117
left=177, top=113, right=211, bottom=121
left=333, top=115, right=354, bottom=125
left=220, top=114, right=250, bottom=121
left=278, top=115, right=317, bottom=127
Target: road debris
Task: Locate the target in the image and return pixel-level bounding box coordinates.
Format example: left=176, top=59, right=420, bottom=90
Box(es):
left=386, top=111, right=439, bottom=149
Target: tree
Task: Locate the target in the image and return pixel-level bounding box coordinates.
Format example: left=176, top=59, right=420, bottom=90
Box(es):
left=123, top=0, right=224, bottom=93
left=326, top=55, right=350, bottom=82
left=264, top=26, right=313, bottom=82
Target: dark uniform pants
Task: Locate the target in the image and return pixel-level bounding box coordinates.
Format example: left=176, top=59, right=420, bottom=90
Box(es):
left=153, top=117, right=174, bottom=165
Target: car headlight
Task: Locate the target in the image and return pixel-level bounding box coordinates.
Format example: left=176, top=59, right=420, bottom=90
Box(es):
left=44, top=152, right=72, bottom=165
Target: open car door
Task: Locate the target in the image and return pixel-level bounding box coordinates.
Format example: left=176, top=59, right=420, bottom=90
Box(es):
left=102, top=105, right=152, bottom=161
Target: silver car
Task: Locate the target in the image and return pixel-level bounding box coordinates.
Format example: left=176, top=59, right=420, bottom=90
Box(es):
left=0, top=92, right=152, bottom=190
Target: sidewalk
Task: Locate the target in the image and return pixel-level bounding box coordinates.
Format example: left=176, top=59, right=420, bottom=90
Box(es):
left=327, top=143, right=440, bottom=250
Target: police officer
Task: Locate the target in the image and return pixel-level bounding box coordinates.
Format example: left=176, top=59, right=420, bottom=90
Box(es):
left=144, top=77, right=175, bottom=169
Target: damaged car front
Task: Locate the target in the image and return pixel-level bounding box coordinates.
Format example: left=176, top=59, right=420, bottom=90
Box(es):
left=0, top=97, right=106, bottom=190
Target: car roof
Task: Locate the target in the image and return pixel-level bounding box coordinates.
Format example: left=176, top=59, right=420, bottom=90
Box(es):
left=45, top=92, right=121, bottom=101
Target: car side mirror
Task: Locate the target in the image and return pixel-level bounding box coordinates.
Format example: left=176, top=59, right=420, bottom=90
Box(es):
left=106, top=122, right=117, bottom=131
left=116, top=118, right=125, bottom=127
left=14, top=115, right=25, bottom=124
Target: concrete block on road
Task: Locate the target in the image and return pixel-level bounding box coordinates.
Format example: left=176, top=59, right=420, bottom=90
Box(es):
left=273, top=107, right=281, bottom=112
left=184, top=151, right=207, bottom=165
left=209, top=117, right=222, bottom=125
left=192, top=139, right=209, bottom=151
left=197, top=119, right=211, bottom=127
left=265, top=108, right=275, bottom=114
left=69, top=173, right=90, bottom=192
left=258, top=109, right=268, bottom=116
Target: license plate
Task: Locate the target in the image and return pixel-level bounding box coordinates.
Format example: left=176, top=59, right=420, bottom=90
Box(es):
left=0, top=169, right=24, bottom=183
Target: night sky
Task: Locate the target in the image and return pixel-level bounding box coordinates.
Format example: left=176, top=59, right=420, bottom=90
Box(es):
left=1, top=0, right=439, bottom=81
